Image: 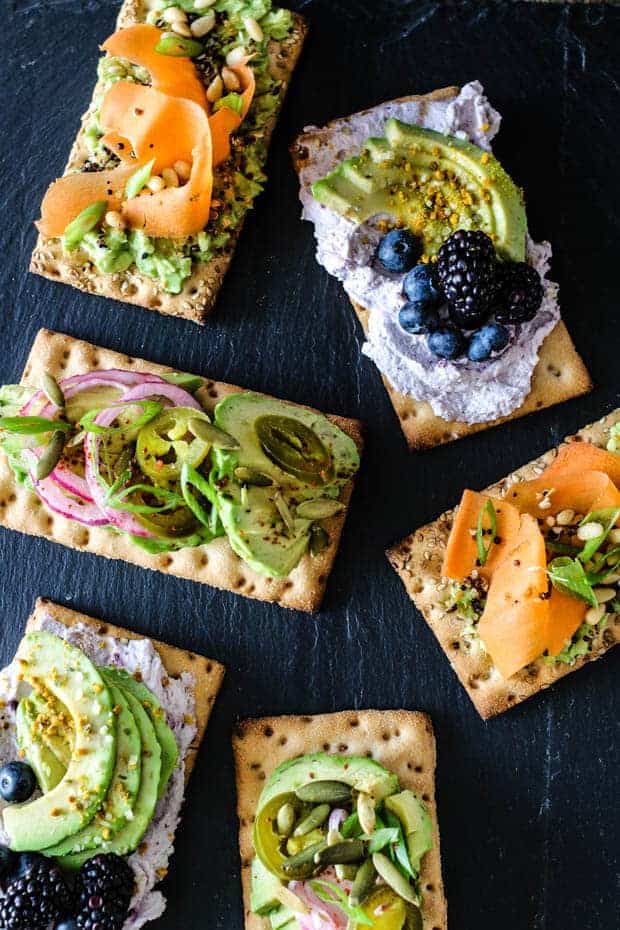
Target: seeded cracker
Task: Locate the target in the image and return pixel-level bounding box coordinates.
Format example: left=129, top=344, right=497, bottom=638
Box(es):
left=30, top=0, right=307, bottom=323
left=291, top=88, right=592, bottom=451
left=0, top=329, right=362, bottom=612
left=387, top=409, right=620, bottom=718
left=233, top=709, right=447, bottom=930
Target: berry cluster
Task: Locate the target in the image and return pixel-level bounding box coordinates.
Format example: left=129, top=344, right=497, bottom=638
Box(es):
left=376, top=228, right=545, bottom=362
left=0, top=850, right=134, bottom=930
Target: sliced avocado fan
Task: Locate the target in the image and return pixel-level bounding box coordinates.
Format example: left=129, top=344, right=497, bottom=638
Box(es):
left=24, top=691, right=74, bottom=769
left=312, top=119, right=527, bottom=261
left=15, top=699, right=65, bottom=794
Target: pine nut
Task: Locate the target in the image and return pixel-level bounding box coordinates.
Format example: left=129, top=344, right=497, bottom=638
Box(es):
left=105, top=210, right=125, bottom=230
left=147, top=175, right=165, bottom=193
left=538, top=497, right=552, bottom=510
left=190, top=11, right=215, bottom=37
left=545, top=516, right=556, bottom=527
left=206, top=74, right=223, bottom=102
left=609, top=528, right=620, bottom=545
left=556, top=509, right=575, bottom=526
left=585, top=605, right=606, bottom=626
left=194, top=0, right=216, bottom=8
left=603, top=572, right=620, bottom=584
left=162, top=5, right=187, bottom=23
left=594, top=587, right=617, bottom=604
left=243, top=16, right=264, bottom=42
left=577, top=522, right=604, bottom=541
left=173, top=160, right=191, bottom=181
left=162, top=167, right=179, bottom=188
left=221, top=66, right=241, bottom=91
left=171, top=21, right=192, bottom=37
left=226, top=45, right=248, bottom=66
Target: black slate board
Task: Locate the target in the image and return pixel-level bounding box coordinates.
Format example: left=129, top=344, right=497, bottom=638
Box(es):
left=1, top=1, right=618, bottom=928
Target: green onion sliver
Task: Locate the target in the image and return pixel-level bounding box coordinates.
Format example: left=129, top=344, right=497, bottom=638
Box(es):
left=108, top=483, right=184, bottom=515
left=63, top=201, right=107, bottom=250
left=155, top=35, right=203, bottom=57
left=180, top=463, right=217, bottom=528
left=79, top=400, right=163, bottom=436
left=0, top=416, right=72, bottom=435
left=125, top=158, right=155, bottom=199
left=476, top=499, right=497, bottom=567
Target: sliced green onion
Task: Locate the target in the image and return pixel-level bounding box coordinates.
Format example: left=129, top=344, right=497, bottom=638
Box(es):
left=476, top=499, right=497, bottom=567
left=125, top=158, right=156, bottom=199
left=161, top=372, right=204, bottom=393
left=63, top=201, right=107, bottom=250
left=108, top=483, right=184, bottom=514
left=213, top=93, right=243, bottom=115
left=79, top=400, right=163, bottom=436
left=155, top=35, right=203, bottom=57
left=0, top=416, right=72, bottom=435
left=578, top=507, right=620, bottom=563
left=180, top=463, right=217, bottom=528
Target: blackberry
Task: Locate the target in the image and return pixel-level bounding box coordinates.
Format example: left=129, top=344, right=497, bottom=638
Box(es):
left=436, top=230, right=498, bottom=328
left=493, top=261, right=544, bottom=323
left=75, top=855, right=135, bottom=930
left=0, top=857, right=73, bottom=930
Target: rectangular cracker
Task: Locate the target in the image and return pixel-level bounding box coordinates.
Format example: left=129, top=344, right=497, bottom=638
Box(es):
left=233, top=708, right=447, bottom=930
left=0, top=329, right=363, bottom=612
left=387, top=409, right=620, bottom=719
left=291, top=88, right=593, bottom=451
left=25, top=596, right=225, bottom=779
left=30, top=0, right=307, bottom=324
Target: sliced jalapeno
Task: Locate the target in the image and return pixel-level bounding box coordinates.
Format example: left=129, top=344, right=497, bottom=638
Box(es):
left=136, top=407, right=211, bottom=487
left=357, top=887, right=422, bottom=930
left=255, top=415, right=332, bottom=485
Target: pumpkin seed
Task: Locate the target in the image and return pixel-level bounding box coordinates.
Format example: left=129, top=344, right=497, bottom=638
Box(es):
left=282, top=841, right=325, bottom=878
left=66, top=429, right=86, bottom=448
left=161, top=372, right=204, bottom=393
left=274, top=491, right=295, bottom=536
left=296, top=780, right=352, bottom=805
left=35, top=431, right=66, bottom=481
left=296, top=498, right=345, bottom=520
left=335, top=864, right=357, bottom=882
left=293, top=803, right=330, bottom=837
left=372, top=852, right=417, bottom=905
left=188, top=418, right=240, bottom=449
left=356, top=792, right=376, bottom=835
left=41, top=373, right=65, bottom=409
left=349, top=858, right=376, bottom=906
left=234, top=466, right=273, bottom=487
left=316, top=839, right=366, bottom=866
left=276, top=802, right=296, bottom=837
left=309, top=524, right=330, bottom=557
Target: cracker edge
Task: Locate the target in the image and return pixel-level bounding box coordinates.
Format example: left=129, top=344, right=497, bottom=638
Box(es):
left=291, top=87, right=593, bottom=451
left=26, top=596, right=225, bottom=779
left=386, top=408, right=620, bottom=719
left=29, top=4, right=308, bottom=324
left=233, top=708, right=447, bottom=930
left=0, top=328, right=363, bottom=613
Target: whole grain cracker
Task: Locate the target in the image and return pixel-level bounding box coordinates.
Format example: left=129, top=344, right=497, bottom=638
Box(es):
left=30, top=0, right=308, bottom=323
left=292, top=89, right=593, bottom=451
left=233, top=708, right=447, bottom=930
left=387, top=409, right=620, bottom=719
left=26, top=597, right=225, bottom=779
left=0, top=329, right=363, bottom=612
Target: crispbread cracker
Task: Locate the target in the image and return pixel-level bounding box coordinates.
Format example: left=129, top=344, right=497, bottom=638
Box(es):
left=292, top=88, right=593, bottom=451
left=0, top=329, right=363, bottom=612
left=30, top=1, right=307, bottom=324
left=387, top=409, right=620, bottom=719
left=26, top=597, right=225, bottom=779
left=233, top=709, right=447, bottom=930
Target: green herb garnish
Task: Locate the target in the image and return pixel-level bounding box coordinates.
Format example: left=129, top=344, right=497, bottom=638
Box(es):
left=309, top=880, right=373, bottom=926
left=547, top=557, right=598, bottom=608
left=107, top=484, right=184, bottom=515
left=578, top=508, right=620, bottom=563
left=341, top=811, right=361, bottom=839
left=476, top=499, right=497, bottom=567
left=79, top=400, right=162, bottom=435
left=361, top=827, right=400, bottom=854
left=0, top=416, right=72, bottom=435
left=125, top=158, right=155, bottom=199
left=383, top=809, right=416, bottom=881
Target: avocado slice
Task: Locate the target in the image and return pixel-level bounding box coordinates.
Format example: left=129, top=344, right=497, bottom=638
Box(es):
left=102, top=667, right=178, bottom=799
left=250, top=856, right=285, bottom=917
left=3, top=632, right=117, bottom=852
left=25, top=691, right=74, bottom=769
left=43, top=684, right=142, bottom=858
left=213, top=394, right=360, bottom=578
left=312, top=118, right=527, bottom=262
left=58, top=682, right=161, bottom=869
left=15, top=699, right=65, bottom=793
left=384, top=790, right=433, bottom=873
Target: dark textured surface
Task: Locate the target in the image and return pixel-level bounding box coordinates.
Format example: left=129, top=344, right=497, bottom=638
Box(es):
left=0, top=1, right=618, bottom=928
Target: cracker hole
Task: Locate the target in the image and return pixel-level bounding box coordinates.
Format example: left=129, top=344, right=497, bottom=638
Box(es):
left=451, top=641, right=460, bottom=650
left=62, top=350, right=70, bottom=360
left=199, top=555, right=209, bottom=567
left=415, top=765, right=423, bottom=773
left=422, top=794, right=430, bottom=802
left=208, top=389, right=218, bottom=399
left=323, top=743, right=330, bottom=751
left=338, top=743, right=348, bottom=752
left=426, top=884, right=434, bottom=892
left=279, top=736, right=287, bottom=746
left=381, top=732, right=390, bottom=741
left=349, top=719, right=359, bottom=728
left=8, top=494, right=15, bottom=503
left=263, top=726, right=273, bottom=738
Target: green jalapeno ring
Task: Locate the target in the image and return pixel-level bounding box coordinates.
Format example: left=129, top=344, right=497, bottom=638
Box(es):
left=136, top=407, right=212, bottom=487
left=254, top=415, right=333, bottom=485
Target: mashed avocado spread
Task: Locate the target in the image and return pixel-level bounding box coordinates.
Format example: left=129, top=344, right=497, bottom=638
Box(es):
left=66, top=0, right=294, bottom=293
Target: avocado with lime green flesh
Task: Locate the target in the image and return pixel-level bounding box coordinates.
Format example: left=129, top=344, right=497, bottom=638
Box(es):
left=25, top=691, right=74, bottom=769
left=312, top=119, right=527, bottom=262
left=58, top=682, right=161, bottom=870
left=44, top=684, right=142, bottom=858
left=384, top=790, right=433, bottom=873
left=3, top=632, right=117, bottom=852
left=15, top=699, right=65, bottom=794
left=102, top=666, right=178, bottom=799
left=213, top=394, right=360, bottom=579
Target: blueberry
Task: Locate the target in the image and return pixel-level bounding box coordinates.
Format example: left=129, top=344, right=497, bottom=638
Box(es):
left=403, top=264, right=443, bottom=305
left=0, top=762, right=37, bottom=804
left=427, top=326, right=467, bottom=360
left=468, top=323, right=510, bottom=362
left=398, top=301, right=440, bottom=335
left=376, top=229, right=422, bottom=274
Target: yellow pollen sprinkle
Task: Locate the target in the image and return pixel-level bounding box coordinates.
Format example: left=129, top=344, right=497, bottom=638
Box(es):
left=480, top=153, right=490, bottom=164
